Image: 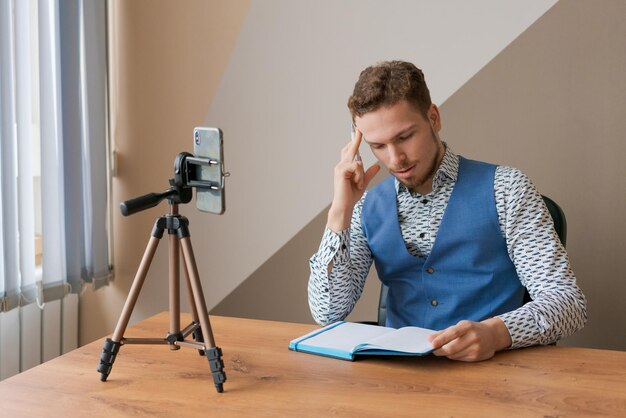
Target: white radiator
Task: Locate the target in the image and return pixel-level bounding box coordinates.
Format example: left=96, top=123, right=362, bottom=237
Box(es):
left=0, top=294, right=78, bottom=381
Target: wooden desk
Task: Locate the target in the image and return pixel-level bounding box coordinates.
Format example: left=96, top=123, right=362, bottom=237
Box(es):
left=1, top=312, right=625, bottom=417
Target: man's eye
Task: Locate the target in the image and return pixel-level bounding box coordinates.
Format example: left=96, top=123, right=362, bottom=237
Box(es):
left=371, top=144, right=384, bottom=150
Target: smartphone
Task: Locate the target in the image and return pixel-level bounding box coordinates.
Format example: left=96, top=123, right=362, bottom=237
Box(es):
left=193, top=127, right=225, bottom=214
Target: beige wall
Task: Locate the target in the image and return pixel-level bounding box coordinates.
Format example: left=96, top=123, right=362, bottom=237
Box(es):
left=79, top=0, right=251, bottom=344
left=81, top=1, right=626, bottom=352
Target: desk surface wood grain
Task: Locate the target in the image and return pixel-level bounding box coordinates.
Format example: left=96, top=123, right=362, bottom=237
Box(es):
left=1, top=312, right=625, bottom=417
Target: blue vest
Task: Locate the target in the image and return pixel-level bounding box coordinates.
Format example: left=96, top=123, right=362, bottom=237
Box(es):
left=361, top=157, right=524, bottom=330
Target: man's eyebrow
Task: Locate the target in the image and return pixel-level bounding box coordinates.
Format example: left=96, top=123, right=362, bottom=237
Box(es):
left=394, top=124, right=417, bottom=138
left=363, top=124, right=417, bottom=145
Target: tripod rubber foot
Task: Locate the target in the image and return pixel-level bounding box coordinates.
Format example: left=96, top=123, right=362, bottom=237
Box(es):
left=206, top=346, right=226, bottom=393
left=97, top=338, right=121, bottom=382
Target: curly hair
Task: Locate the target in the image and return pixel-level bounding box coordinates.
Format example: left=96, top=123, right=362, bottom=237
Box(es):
left=347, top=61, right=432, bottom=119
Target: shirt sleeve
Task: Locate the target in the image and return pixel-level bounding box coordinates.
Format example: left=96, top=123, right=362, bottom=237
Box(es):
left=494, top=166, right=587, bottom=348
left=308, top=196, right=373, bottom=325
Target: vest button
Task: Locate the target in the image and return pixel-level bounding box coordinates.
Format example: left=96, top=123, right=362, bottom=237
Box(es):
left=431, top=299, right=438, bottom=307
left=426, top=267, right=435, bottom=274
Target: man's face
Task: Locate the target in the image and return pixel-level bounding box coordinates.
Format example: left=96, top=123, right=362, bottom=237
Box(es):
left=355, top=100, right=444, bottom=194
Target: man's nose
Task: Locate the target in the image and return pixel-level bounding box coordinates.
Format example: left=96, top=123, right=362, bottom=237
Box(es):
left=388, top=145, right=405, bottom=166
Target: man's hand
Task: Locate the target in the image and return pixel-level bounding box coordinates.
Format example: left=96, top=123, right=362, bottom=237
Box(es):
left=427, top=318, right=512, bottom=362
left=327, top=129, right=380, bottom=232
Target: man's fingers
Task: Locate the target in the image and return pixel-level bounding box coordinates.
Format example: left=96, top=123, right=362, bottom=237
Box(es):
left=341, top=129, right=363, bottom=162
left=363, top=163, right=381, bottom=187
left=352, top=162, right=363, bottom=186
left=351, top=129, right=363, bottom=152
left=438, top=345, right=476, bottom=362
left=430, top=321, right=473, bottom=348
left=428, top=330, right=444, bottom=343
left=430, top=327, right=462, bottom=349
left=432, top=334, right=473, bottom=357
left=430, top=321, right=497, bottom=362
left=336, top=161, right=364, bottom=183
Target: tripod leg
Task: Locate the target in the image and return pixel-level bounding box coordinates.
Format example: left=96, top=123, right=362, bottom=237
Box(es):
left=181, top=252, right=204, bottom=355
left=166, top=233, right=182, bottom=349
left=98, top=235, right=161, bottom=382
left=179, top=236, right=226, bottom=393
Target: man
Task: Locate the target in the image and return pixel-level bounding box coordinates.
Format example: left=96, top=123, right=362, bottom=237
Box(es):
left=308, top=60, right=586, bottom=362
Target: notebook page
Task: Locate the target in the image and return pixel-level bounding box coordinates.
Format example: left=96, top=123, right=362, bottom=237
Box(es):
left=360, top=326, right=436, bottom=353
left=301, top=322, right=394, bottom=352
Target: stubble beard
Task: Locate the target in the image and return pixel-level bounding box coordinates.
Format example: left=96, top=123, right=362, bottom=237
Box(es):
left=397, top=129, right=443, bottom=193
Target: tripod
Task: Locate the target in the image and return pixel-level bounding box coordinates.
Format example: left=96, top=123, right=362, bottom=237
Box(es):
left=97, top=190, right=226, bottom=393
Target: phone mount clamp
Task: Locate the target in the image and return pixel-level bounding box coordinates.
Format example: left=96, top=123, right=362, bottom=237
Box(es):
left=97, top=152, right=227, bottom=393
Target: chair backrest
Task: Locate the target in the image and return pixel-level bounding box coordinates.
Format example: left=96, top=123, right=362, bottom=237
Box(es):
left=376, top=195, right=567, bottom=326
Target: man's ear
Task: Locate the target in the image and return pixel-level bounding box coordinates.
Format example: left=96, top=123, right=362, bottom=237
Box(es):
left=428, top=104, right=442, bottom=132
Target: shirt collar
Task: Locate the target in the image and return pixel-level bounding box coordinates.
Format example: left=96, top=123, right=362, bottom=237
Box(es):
left=394, top=142, right=459, bottom=195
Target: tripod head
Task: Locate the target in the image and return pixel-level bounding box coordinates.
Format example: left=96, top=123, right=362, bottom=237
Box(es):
left=120, top=152, right=223, bottom=216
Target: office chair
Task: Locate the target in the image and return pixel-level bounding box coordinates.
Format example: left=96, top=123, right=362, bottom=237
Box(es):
left=374, top=195, right=567, bottom=326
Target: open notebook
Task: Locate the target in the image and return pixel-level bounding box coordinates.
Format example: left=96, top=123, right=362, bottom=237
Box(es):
left=289, top=321, right=437, bottom=361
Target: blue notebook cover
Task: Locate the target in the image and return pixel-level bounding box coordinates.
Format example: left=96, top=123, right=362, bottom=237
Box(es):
left=289, top=322, right=436, bottom=361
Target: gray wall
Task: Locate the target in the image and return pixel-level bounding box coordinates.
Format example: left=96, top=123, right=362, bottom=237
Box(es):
left=82, top=0, right=626, bottom=352
left=440, top=0, right=626, bottom=349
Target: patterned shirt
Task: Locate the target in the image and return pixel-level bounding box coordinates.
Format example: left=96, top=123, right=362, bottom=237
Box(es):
left=308, top=145, right=587, bottom=349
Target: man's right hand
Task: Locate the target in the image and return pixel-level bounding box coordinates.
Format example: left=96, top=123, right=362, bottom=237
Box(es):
left=327, top=129, right=380, bottom=232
